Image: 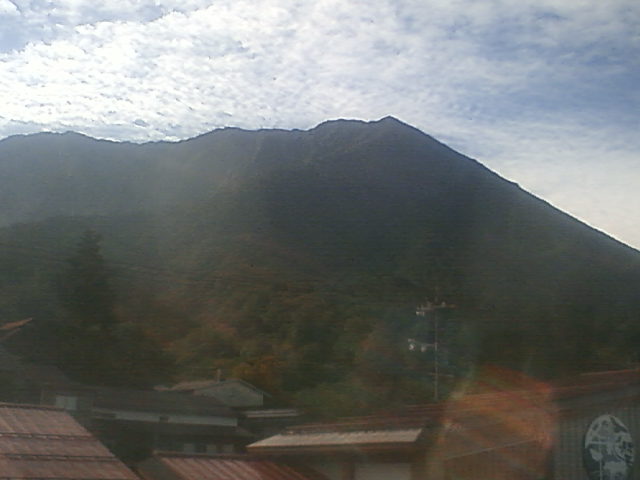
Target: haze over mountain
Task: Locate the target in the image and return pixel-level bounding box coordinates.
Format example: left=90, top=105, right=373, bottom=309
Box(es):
left=0, top=117, right=464, bottom=223
left=1, top=117, right=639, bottom=412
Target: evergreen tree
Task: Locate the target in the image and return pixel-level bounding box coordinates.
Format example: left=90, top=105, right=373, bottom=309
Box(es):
left=57, top=230, right=174, bottom=386
left=62, top=229, right=116, bottom=332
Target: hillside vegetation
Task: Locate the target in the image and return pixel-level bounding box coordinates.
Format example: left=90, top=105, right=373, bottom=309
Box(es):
left=1, top=117, right=639, bottom=415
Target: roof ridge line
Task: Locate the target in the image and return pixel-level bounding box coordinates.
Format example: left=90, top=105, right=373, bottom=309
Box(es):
left=1, top=453, right=118, bottom=462
left=0, top=433, right=95, bottom=440
left=0, top=402, right=63, bottom=411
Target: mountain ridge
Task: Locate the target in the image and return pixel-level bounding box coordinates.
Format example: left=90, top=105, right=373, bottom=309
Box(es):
left=1, top=117, right=639, bottom=407
left=1, top=117, right=637, bottom=264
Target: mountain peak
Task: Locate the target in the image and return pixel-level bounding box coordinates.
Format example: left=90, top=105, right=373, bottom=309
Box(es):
left=376, top=115, right=406, bottom=125
left=312, top=116, right=408, bottom=130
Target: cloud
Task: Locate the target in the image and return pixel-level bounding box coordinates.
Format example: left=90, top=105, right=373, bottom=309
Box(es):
left=0, top=0, right=638, bottom=247
left=1, top=0, right=636, bottom=137
left=457, top=116, right=640, bottom=249
left=0, top=0, right=17, bottom=15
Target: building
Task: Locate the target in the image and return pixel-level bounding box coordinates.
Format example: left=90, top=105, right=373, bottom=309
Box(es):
left=248, top=409, right=431, bottom=480
left=0, top=345, right=89, bottom=407
left=241, top=407, right=303, bottom=439
left=0, top=402, right=138, bottom=479
left=167, top=377, right=303, bottom=440
left=249, top=368, right=640, bottom=480
left=168, top=378, right=269, bottom=408
left=0, top=346, right=252, bottom=462
left=90, top=386, right=249, bottom=461
left=138, top=452, right=329, bottom=480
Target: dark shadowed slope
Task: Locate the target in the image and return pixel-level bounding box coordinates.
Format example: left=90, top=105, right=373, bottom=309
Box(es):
left=1, top=117, right=639, bottom=403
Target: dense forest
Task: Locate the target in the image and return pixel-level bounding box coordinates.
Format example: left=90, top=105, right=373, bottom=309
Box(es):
left=1, top=117, right=639, bottom=416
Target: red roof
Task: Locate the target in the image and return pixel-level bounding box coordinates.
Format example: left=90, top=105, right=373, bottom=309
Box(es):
left=138, top=453, right=328, bottom=480
left=0, top=403, right=138, bottom=479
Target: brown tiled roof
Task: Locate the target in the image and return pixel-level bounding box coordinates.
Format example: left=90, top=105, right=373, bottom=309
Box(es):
left=138, top=452, right=328, bottom=480
left=0, top=403, right=138, bottom=479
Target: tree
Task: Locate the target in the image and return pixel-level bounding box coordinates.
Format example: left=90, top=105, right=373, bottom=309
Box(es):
left=61, top=229, right=116, bottom=332
left=57, top=230, right=174, bottom=386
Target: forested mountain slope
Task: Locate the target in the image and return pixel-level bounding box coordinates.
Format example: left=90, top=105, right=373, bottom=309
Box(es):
left=1, top=117, right=639, bottom=414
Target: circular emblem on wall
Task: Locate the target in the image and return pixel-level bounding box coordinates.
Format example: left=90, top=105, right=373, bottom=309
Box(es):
left=583, top=414, right=634, bottom=480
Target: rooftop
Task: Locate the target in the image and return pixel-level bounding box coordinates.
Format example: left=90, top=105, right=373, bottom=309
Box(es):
left=249, top=368, right=640, bottom=455
left=138, top=452, right=328, bottom=480
left=0, top=402, right=137, bottom=479
left=249, top=428, right=424, bottom=452
left=169, top=378, right=271, bottom=397
left=93, top=387, right=236, bottom=417
left=242, top=408, right=301, bottom=419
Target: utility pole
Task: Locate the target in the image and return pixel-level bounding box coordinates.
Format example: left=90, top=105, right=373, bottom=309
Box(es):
left=409, top=300, right=453, bottom=402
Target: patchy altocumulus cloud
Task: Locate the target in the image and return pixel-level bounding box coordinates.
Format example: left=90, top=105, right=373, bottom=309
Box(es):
left=0, top=0, right=638, bottom=247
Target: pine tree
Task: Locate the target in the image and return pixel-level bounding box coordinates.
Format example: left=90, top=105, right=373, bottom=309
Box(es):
left=62, top=229, right=116, bottom=332
left=57, top=229, right=174, bottom=386
left=56, top=230, right=117, bottom=383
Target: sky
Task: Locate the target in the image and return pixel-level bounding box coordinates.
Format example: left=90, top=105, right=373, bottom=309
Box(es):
left=0, top=0, right=638, bottom=249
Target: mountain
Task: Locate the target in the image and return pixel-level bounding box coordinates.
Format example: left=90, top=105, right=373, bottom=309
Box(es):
left=1, top=117, right=639, bottom=412
left=0, top=117, right=506, bottom=224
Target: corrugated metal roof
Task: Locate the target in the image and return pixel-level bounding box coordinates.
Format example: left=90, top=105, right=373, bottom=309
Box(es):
left=0, top=435, right=108, bottom=457
left=0, top=403, right=138, bottom=480
left=139, top=453, right=328, bottom=480
left=249, top=428, right=423, bottom=450
left=0, top=404, right=88, bottom=436
left=0, top=457, right=137, bottom=479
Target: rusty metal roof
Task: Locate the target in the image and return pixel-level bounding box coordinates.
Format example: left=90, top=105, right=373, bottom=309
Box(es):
left=138, top=453, right=328, bottom=480
left=0, top=403, right=138, bottom=479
